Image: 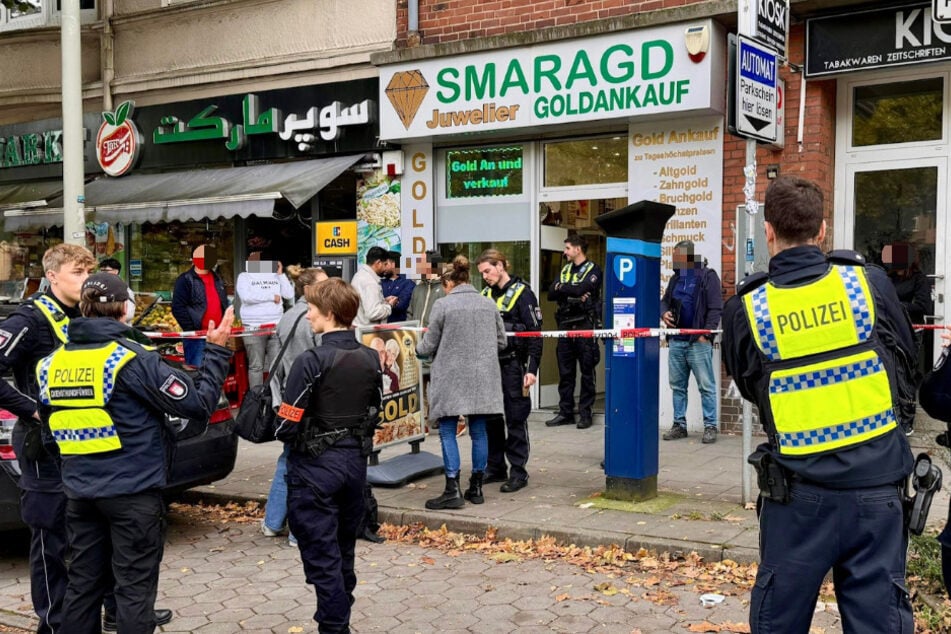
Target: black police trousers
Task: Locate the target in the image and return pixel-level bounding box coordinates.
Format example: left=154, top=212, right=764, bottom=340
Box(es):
left=63, top=490, right=166, bottom=634
left=19, top=489, right=68, bottom=634
left=556, top=336, right=600, bottom=418
left=487, top=358, right=531, bottom=481
left=752, top=481, right=912, bottom=633
left=287, top=441, right=366, bottom=634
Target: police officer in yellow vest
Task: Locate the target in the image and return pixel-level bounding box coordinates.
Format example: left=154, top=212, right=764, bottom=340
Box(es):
left=477, top=249, right=542, bottom=494
left=36, top=273, right=234, bottom=634
left=547, top=233, right=603, bottom=429
left=722, top=177, right=916, bottom=633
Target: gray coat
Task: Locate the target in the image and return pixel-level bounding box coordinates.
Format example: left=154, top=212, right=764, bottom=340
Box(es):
left=269, top=297, right=320, bottom=407
left=416, top=284, right=506, bottom=421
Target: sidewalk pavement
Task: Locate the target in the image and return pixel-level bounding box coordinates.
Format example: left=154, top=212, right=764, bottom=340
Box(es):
left=185, top=411, right=951, bottom=565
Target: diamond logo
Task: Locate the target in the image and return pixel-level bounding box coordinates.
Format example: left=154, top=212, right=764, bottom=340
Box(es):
left=385, top=70, right=430, bottom=130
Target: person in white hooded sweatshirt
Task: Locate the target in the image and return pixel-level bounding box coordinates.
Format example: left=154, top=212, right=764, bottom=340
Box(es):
left=235, top=254, right=294, bottom=388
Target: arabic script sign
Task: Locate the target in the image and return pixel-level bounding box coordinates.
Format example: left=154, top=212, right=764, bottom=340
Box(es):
left=153, top=93, right=374, bottom=150
left=97, top=101, right=143, bottom=177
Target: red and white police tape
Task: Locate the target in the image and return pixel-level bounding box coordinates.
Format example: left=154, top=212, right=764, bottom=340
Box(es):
left=141, top=323, right=277, bottom=340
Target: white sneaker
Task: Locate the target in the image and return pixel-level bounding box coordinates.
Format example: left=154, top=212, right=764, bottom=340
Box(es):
left=261, top=521, right=281, bottom=537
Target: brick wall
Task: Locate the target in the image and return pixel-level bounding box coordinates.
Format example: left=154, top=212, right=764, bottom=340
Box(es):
left=719, top=24, right=837, bottom=433
left=396, top=0, right=711, bottom=46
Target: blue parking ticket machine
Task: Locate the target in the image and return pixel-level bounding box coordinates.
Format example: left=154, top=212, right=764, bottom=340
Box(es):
left=595, top=201, right=675, bottom=501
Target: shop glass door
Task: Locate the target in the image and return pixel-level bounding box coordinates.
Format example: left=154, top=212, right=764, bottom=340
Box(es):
left=846, top=159, right=947, bottom=373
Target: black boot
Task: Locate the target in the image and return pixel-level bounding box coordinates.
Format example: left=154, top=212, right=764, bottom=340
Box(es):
left=463, top=472, right=485, bottom=504
left=425, top=475, right=464, bottom=509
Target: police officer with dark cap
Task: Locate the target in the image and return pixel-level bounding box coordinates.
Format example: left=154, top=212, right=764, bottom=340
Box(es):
left=275, top=277, right=382, bottom=634
left=547, top=233, right=603, bottom=429
left=36, top=272, right=233, bottom=634
left=721, top=176, right=916, bottom=632
left=476, top=249, right=542, bottom=494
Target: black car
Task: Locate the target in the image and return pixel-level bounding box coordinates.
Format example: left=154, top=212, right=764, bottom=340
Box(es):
left=0, top=390, right=238, bottom=530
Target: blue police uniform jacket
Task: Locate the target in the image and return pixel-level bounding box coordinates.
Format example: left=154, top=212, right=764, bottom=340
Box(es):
left=40, top=318, right=231, bottom=499
left=0, top=292, right=78, bottom=492
left=721, top=246, right=915, bottom=488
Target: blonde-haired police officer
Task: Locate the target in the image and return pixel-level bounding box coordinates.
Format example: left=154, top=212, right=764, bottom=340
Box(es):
left=722, top=176, right=917, bottom=633
left=37, top=273, right=233, bottom=634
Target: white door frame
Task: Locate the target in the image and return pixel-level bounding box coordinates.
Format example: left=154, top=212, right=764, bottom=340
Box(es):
left=834, top=66, right=951, bottom=361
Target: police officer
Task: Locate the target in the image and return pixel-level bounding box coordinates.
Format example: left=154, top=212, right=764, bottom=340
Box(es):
left=275, top=277, right=382, bottom=634
left=721, top=177, right=916, bottom=633
left=547, top=233, right=603, bottom=429
left=0, top=244, right=95, bottom=633
left=476, top=249, right=542, bottom=494
left=36, top=273, right=233, bottom=634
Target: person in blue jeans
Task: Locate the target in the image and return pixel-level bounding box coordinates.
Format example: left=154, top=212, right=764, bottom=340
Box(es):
left=660, top=240, right=723, bottom=444
left=415, top=255, right=505, bottom=509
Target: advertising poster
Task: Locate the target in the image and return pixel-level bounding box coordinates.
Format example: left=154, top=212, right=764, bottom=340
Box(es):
left=356, top=169, right=402, bottom=264
left=356, top=322, right=425, bottom=450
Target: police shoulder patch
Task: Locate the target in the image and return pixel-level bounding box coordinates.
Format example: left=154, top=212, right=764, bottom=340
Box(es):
left=534, top=307, right=543, bottom=322
left=159, top=375, right=189, bottom=400
left=0, top=328, right=13, bottom=350
left=589, top=275, right=598, bottom=283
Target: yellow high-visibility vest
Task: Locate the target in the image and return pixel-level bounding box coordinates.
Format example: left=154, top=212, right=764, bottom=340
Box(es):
left=560, top=261, right=594, bottom=284
left=742, top=264, right=897, bottom=456
left=33, top=295, right=69, bottom=344
left=36, top=342, right=137, bottom=455
left=482, top=281, right=526, bottom=314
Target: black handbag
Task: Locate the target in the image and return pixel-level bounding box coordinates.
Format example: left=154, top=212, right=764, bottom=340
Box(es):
left=234, top=313, right=306, bottom=443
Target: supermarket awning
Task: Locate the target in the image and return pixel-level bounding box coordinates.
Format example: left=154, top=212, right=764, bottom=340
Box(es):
left=87, top=154, right=364, bottom=224
left=2, top=155, right=364, bottom=230
left=0, top=181, right=66, bottom=232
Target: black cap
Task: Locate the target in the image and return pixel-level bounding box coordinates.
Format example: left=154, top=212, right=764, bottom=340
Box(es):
left=82, top=273, right=130, bottom=303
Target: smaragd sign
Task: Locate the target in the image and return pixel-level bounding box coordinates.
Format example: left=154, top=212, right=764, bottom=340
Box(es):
left=380, top=20, right=724, bottom=141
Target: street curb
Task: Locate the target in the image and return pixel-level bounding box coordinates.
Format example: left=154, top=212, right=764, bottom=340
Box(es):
left=179, top=489, right=761, bottom=565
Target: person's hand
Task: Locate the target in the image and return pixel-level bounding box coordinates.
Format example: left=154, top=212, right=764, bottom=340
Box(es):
left=698, top=335, right=709, bottom=344
left=581, top=292, right=590, bottom=302
left=523, top=373, right=537, bottom=389
left=662, top=311, right=675, bottom=327
left=274, top=294, right=282, bottom=304
left=385, top=296, right=398, bottom=306
left=206, top=306, right=235, bottom=347
left=942, top=328, right=951, bottom=348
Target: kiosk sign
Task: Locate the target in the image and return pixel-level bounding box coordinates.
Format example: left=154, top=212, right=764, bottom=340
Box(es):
left=934, top=0, right=951, bottom=23
left=735, top=36, right=778, bottom=143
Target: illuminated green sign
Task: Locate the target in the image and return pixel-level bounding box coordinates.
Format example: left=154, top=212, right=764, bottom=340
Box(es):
left=446, top=146, right=523, bottom=198
left=0, top=130, right=64, bottom=169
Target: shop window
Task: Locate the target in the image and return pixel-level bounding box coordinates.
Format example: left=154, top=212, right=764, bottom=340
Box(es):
left=0, top=0, right=96, bottom=31
left=852, top=78, right=944, bottom=147
left=128, top=220, right=235, bottom=297
left=438, top=241, right=531, bottom=294
left=543, top=136, right=627, bottom=188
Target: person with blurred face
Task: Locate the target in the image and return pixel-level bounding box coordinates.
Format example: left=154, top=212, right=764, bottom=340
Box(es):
left=171, top=244, right=229, bottom=366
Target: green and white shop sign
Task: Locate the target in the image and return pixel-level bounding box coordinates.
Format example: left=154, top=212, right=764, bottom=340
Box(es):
left=380, top=20, right=725, bottom=141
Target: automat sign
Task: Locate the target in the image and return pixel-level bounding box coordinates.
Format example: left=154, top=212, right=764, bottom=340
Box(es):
left=734, top=36, right=778, bottom=143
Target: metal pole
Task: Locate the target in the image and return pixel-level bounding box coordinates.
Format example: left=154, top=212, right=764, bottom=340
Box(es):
left=741, top=137, right=757, bottom=505
left=61, top=0, right=86, bottom=246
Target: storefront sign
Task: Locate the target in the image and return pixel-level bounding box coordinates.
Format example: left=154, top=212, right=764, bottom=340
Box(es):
left=152, top=93, right=373, bottom=150
left=96, top=101, right=144, bottom=177
left=0, top=129, right=63, bottom=170
left=400, top=145, right=435, bottom=279
left=936, top=0, right=951, bottom=23
left=738, top=0, right=788, bottom=53
left=445, top=146, right=523, bottom=198
left=628, top=116, right=724, bottom=290
left=380, top=20, right=724, bottom=141
left=315, top=221, right=358, bottom=255
left=806, top=3, right=951, bottom=77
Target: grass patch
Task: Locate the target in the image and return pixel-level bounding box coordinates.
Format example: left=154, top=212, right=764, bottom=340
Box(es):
left=580, top=492, right=681, bottom=514
left=908, top=532, right=951, bottom=633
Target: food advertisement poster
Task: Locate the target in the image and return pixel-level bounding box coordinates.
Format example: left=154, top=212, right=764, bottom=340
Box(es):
left=356, top=322, right=425, bottom=450
left=356, top=169, right=402, bottom=263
